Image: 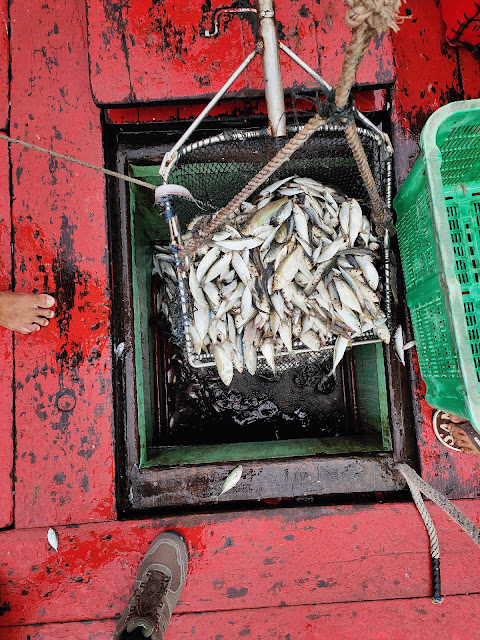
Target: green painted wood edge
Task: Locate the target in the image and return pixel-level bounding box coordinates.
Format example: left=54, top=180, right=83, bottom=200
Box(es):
left=130, top=183, right=157, bottom=466
left=376, top=342, right=392, bottom=449
left=130, top=185, right=148, bottom=467
left=143, top=434, right=386, bottom=468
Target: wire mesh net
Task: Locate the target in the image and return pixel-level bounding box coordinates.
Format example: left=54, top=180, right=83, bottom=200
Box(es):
left=156, top=124, right=391, bottom=368
left=168, top=125, right=390, bottom=231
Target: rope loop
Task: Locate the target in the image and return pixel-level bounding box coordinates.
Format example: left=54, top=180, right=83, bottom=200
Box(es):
left=323, top=89, right=355, bottom=126
left=344, top=1, right=407, bottom=35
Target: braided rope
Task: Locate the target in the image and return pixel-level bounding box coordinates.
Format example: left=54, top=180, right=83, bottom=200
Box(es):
left=399, top=463, right=480, bottom=604
left=178, top=1, right=406, bottom=260
left=399, top=464, right=480, bottom=547
left=0, top=132, right=157, bottom=191
left=178, top=113, right=326, bottom=260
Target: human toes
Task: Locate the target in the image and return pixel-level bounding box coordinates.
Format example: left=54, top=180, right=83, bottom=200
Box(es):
left=34, top=317, right=50, bottom=328
left=38, top=308, right=55, bottom=319
left=35, top=294, right=56, bottom=309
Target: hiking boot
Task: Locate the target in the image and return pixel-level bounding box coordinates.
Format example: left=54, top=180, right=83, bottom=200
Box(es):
left=114, top=530, right=188, bottom=639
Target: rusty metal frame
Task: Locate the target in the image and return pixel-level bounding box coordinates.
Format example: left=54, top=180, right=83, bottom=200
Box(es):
left=109, top=125, right=418, bottom=515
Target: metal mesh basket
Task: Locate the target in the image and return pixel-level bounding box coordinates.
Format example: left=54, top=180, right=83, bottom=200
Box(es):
left=163, top=124, right=392, bottom=368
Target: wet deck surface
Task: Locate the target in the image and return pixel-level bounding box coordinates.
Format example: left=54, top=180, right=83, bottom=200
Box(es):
left=1, top=0, right=480, bottom=637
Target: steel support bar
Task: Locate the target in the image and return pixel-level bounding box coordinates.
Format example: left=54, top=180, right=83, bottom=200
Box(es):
left=279, top=41, right=392, bottom=153
left=160, top=45, right=261, bottom=179
left=256, top=0, right=287, bottom=137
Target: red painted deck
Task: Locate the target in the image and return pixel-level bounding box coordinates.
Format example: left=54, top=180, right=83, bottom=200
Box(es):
left=1, top=0, right=480, bottom=637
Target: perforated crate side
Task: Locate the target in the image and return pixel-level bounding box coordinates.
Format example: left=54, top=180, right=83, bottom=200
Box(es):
left=407, top=286, right=465, bottom=416
left=439, top=123, right=480, bottom=186
left=396, top=185, right=438, bottom=293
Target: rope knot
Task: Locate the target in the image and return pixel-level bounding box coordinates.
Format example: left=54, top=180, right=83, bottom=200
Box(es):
left=323, top=89, right=355, bottom=126
left=345, top=1, right=407, bottom=35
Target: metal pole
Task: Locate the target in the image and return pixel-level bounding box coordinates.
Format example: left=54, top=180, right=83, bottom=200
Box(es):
left=160, top=44, right=260, bottom=179
left=278, top=41, right=392, bottom=151
left=256, top=0, right=287, bottom=137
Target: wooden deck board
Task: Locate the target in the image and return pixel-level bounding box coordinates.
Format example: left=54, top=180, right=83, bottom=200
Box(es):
left=0, top=138, right=13, bottom=529
left=9, top=0, right=115, bottom=528
left=0, top=503, right=479, bottom=627
left=2, top=595, right=480, bottom=639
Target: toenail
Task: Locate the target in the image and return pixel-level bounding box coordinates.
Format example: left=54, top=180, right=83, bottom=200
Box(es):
left=45, top=295, right=55, bottom=306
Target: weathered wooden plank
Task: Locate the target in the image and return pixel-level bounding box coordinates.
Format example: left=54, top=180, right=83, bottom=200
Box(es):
left=85, top=0, right=394, bottom=105
left=3, top=594, right=480, bottom=638
left=390, top=0, right=462, bottom=187
left=105, top=89, right=387, bottom=125
left=0, top=0, right=8, bottom=129
left=0, top=502, right=479, bottom=627
left=0, top=138, right=13, bottom=529
left=9, top=0, right=115, bottom=527
left=2, top=621, right=115, bottom=639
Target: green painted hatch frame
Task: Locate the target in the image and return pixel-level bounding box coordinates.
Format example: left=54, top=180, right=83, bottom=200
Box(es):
left=129, top=163, right=392, bottom=468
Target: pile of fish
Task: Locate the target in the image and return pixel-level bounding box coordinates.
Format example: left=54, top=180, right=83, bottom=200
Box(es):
left=154, top=176, right=390, bottom=386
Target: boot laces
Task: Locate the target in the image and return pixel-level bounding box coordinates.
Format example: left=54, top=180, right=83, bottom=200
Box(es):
left=134, top=570, right=171, bottom=618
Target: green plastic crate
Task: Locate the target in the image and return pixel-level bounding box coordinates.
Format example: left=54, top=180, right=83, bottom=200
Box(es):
left=393, top=99, right=480, bottom=433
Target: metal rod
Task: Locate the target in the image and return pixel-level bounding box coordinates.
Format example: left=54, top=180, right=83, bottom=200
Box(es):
left=279, top=41, right=391, bottom=150
left=160, top=44, right=261, bottom=179
left=256, top=0, right=287, bottom=137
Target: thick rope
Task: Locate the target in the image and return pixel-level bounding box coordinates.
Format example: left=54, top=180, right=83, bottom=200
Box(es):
left=333, top=9, right=400, bottom=236
left=178, top=113, right=327, bottom=261
left=399, top=464, right=480, bottom=547
left=399, top=463, right=480, bottom=603
left=0, top=132, right=157, bottom=191
left=178, top=2, right=405, bottom=259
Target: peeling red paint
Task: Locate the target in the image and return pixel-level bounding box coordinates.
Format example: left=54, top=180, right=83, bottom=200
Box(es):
left=10, top=0, right=115, bottom=528
left=85, top=0, right=394, bottom=106
left=0, top=505, right=480, bottom=627
left=0, top=138, right=13, bottom=529
left=0, top=0, right=480, bottom=635
left=0, top=0, right=8, bottom=130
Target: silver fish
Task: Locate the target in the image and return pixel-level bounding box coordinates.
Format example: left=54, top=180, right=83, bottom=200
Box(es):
left=261, top=337, right=276, bottom=373
left=189, top=266, right=209, bottom=308
left=300, top=330, right=322, bottom=351
left=214, top=344, right=234, bottom=386
left=332, top=336, right=350, bottom=374
left=242, top=197, right=289, bottom=234
left=216, top=237, right=264, bottom=251
left=218, top=465, right=243, bottom=496
left=204, top=252, right=232, bottom=283
left=349, top=199, right=362, bottom=247
left=394, top=325, right=405, bottom=365
left=272, top=245, right=303, bottom=291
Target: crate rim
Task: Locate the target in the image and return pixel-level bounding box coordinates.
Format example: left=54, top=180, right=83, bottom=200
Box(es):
left=394, top=98, right=480, bottom=433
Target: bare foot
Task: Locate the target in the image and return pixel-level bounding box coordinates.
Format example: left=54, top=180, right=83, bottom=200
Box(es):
left=446, top=424, right=480, bottom=456
left=0, top=291, right=56, bottom=334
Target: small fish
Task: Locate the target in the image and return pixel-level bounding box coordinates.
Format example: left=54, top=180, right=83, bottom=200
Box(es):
left=218, top=465, right=243, bottom=496
left=214, top=344, right=234, bottom=386
left=189, top=266, right=209, bottom=308
left=242, top=197, right=289, bottom=234
left=48, top=527, right=59, bottom=551
left=332, top=336, right=350, bottom=374
left=300, top=329, right=322, bottom=351
left=259, top=176, right=295, bottom=197
left=204, top=252, right=232, bottom=284
left=272, top=245, right=303, bottom=291
left=261, top=337, right=276, bottom=373
left=216, top=237, right=264, bottom=251
left=349, top=199, right=363, bottom=247
left=403, top=340, right=416, bottom=351
left=394, top=325, right=405, bottom=365
left=196, top=247, right=221, bottom=283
